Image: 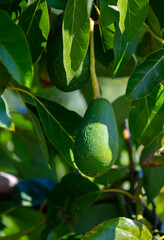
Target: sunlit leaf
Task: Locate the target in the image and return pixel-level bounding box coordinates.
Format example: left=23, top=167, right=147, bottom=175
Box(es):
left=82, top=217, right=152, bottom=239
left=126, top=49, right=164, bottom=100
left=18, top=0, right=50, bottom=63
left=129, top=84, right=164, bottom=146
left=63, top=0, right=90, bottom=84
left=117, top=0, right=149, bottom=42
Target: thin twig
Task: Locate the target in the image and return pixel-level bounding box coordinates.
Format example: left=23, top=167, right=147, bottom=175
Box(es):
left=142, top=23, right=164, bottom=45
left=123, top=121, right=135, bottom=194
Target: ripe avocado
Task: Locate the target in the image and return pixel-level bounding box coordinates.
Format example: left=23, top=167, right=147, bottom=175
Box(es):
left=73, top=98, right=119, bottom=177
left=47, top=28, right=90, bottom=92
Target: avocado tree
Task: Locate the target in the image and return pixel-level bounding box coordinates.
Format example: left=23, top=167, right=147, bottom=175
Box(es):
left=0, top=0, right=164, bottom=239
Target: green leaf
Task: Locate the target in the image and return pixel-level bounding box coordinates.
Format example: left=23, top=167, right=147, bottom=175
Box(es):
left=140, top=136, right=164, bottom=202
left=112, top=95, right=131, bottom=126
left=0, top=10, right=32, bottom=87
left=63, top=0, right=90, bottom=84
left=147, top=6, right=162, bottom=38
left=129, top=84, right=164, bottom=146
left=117, top=0, right=149, bottom=42
left=35, top=99, right=75, bottom=167
left=18, top=0, right=50, bottom=63
left=46, top=0, right=68, bottom=9
left=126, top=49, right=164, bottom=100
left=99, top=0, right=119, bottom=28
left=150, top=0, right=164, bottom=28
left=0, top=96, right=15, bottom=131
left=27, top=107, right=50, bottom=165
left=0, top=0, right=27, bottom=19
left=73, top=203, right=121, bottom=234
left=102, top=24, right=115, bottom=51
left=34, top=97, right=82, bottom=136
left=82, top=217, right=152, bottom=239
left=94, top=25, right=114, bottom=68
left=47, top=174, right=99, bottom=227
left=0, top=63, right=10, bottom=95
left=113, top=24, right=138, bottom=75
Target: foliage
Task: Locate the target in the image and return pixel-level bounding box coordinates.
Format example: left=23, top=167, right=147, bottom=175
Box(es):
left=0, top=0, right=164, bottom=239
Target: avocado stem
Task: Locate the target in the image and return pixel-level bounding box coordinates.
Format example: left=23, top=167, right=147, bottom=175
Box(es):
left=90, top=18, right=101, bottom=99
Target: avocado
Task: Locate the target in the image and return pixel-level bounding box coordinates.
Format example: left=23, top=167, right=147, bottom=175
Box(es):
left=73, top=98, right=119, bottom=177
left=47, top=28, right=90, bottom=92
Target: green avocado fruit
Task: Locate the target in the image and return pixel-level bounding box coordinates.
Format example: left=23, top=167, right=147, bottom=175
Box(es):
left=73, top=98, right=119, bottom=177
left=47, top=29, right=90, bottom=92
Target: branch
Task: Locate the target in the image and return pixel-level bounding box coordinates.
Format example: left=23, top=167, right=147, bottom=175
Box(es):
left=123, top=121, right=135, bottom=194
left=90, top=19, right=101, bottom=99
left=142, top=23, right=164, bottom=45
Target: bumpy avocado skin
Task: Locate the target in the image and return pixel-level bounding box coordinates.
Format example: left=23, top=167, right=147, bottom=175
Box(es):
left=47, top=29, right=90, bottom=92
left=73, top=98, right=119, bottom=177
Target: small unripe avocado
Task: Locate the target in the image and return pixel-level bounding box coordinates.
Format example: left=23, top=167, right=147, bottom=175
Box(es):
left=73, top=98, right=119, bottom=177
left=47, top=28, right=90, bottom=92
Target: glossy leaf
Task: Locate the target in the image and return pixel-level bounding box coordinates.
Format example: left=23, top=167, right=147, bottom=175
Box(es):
left=129, top=84, right=164, bottom=146
left=117, top=0, right=149, bottom=42
left=46, top=0, right=68, bottom=9
left=0, top=96, right=15, bottom=131
left=63, top=0, right=90, bottom=84
left=141, top=136, right=164, bottom=202
left=113, top=25, right=138, bottom=75
left=126, top=49, right=164, bottom=100
left=35, top=99, right=75, bottom=167
left=99, top=0, right=119, bottom=28
left=0, top=0, right=27, bottom=18
left=18, top=0, right=50, bottom=63
left=0, top=63, right=10, bottom=95
left=82, top=217, right=152, bottom=239
left=34, top=97, right=82, bottom=136
left=47, top=174, right=99, bottom=226
left=0, top=10, right=32, bottom=87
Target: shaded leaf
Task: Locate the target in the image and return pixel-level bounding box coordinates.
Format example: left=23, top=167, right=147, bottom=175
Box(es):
left=18, top=0, right=50, bottom=63
left=63, top=0, right=90, bottom=84
left=0, top=0, right=27, bottom=18
left=82, top=217, right=152, bottom=239
left=112, top=95, right=131, bottom=126
left=99, top=0, right=119, bottom=28
left=129, top=84, right=164, bottom=146
left=126, top=49, right=164, bottom=100
left=113, top=24, right=138, bottom=75
left=140, top=136, right=164, bottom=202
left=35, top=99, right=75, bottom=167
left=102, top=24, right=115, bottom=51
left=35, top=97, right=82, bottom=136
left=0, top=96, right=15, bottom=131
left=47, top=174, right=99, bottom=227
left=117, top=0, right=149, bottom=42
left=27, top=107, right=50, bottom=164
left=13, top=178, right=55, bottom=206
left=0, top=10, right=32, bottom=87
left=0, top=63, right=10, bottom=95
left=73, top=203, right=121, bottom=234
left=150, top=0, right=164, bottom=28
left=94, top=25, right=114, bottom=68
left=46, top=0, right=68, bottom=9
